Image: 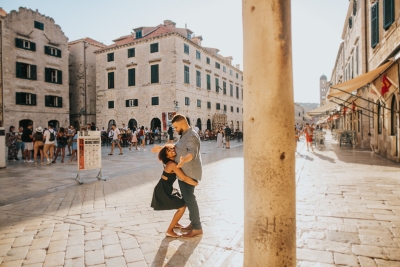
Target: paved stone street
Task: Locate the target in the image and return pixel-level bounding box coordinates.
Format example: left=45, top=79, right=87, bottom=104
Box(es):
left=0, top=135, right=399, bottom=266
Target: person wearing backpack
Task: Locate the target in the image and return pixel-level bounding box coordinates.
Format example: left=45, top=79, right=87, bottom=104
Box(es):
left=53, top=127, right=67, bottom=163
left=43, top=123, right=56, bottom=165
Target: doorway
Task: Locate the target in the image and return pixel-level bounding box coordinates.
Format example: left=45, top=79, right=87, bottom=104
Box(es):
left=19, top=119, right=33, bottom=129
left=196, top=118, right=202, bottom=130
left=48, top=120, right=59, bottom=130
left=150, top=118, right=161, bottom=131
left=128, top=118, right=138, bottom=131
left=207, top=119, right=211, bottom=130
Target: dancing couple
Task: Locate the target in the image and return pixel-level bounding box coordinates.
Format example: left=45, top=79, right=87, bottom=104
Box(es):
left=151, top=114, right=203, bottom=238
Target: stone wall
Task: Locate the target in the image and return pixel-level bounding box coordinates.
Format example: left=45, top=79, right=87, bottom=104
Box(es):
left=1, top=7, right=69, bottom=131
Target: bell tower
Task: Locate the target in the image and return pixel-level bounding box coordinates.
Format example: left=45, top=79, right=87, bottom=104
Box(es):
left=320, top=74, right=328, bottom=105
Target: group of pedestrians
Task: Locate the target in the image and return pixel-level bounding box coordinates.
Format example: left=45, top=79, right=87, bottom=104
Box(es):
left=216, top=125, right=232, bottom=149
left=6, top=123, right=79, bottom=165
left=295, top=123, right=317, bottom=152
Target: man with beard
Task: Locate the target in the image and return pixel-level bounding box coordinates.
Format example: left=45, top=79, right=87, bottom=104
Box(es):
left=152, top=114, right=203, bottom=237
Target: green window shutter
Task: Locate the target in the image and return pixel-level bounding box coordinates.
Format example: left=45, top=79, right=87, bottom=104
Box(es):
left=128, top=48, right=135, bottom=58
left=16, top=92, right=21, bottom=105
left=126, top=100, right=130, bottom=107
left=151, top=65, right=159, bottom=83
left=150, top=43, right=159, bottom=53
left=207, top=74, right=211, bottom=90
left=15, top=38, right=23, bottom=48
left=30, top=42, right=36, bottom=51
left=108, top=72, right=114, bottom=89
left=128, top=68, right=135, bottom=86
left=44, top=46, right=50, bottom=55
left=215, top=78, right=219, bottom=92
left=58, top=97, right=63, bottom=108
left=58, top=49, right=62, bottom=58
left=31, top=94, right=36, bottom=106
left=383, top=0, right=395, bottom=30
left=45, top=68, right=51, bottom=82
left=57, top=70, right=62, bottom=84
left=45, top=96, right=50, bottom=107
left=30, top=65, right=37, bottom=80
left=349, top=17, right=353, bottom=29
left=134, top=99, right=138, bottom=106
left=16, top=62, right=22, bottom=78
left=371, top=3, right=379, bottom=48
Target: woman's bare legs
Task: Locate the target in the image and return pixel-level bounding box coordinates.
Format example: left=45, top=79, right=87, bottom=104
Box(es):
left=34, top=147, right=38, bottom=164
left=166, top=205, right=186, bottom=237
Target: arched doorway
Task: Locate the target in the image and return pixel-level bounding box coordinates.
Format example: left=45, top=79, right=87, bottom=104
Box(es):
left=150, top=118, right=161, bottom=131
left=108, top=119, right=116, bottom=130
left=207, top=119, right=211, bottom=130
left=128, top=118, right=138, bottom=131
left=390, top=96, right=398, bottom=157
left=48, top=120, right=59, bottom=130
left=196, top=118, right=202, bottom=130
left=231, top=120, right=234, bottom=129
left=186, top=117, right=191, bottom=126
left=19, top=119, right=33, bottom=129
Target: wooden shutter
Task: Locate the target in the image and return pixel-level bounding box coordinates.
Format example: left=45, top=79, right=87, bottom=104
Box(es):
left=45, top=96, right=50, bottom=107
left=128, top=69, right=135, bottom=86
left=16, top=62, right=22, bottom=78
left=215, top=78, right=219, bottom=92
left=371, top=3, right=379, bottom=48
left=58, top=97, right=63, bottom=108
left=126, top=100, right=130, bottom=107
left=16, top=92, right=22, bottom=105
left=108, top=72, right=114, bottom=88
left=57, top=70, right=62, bottom=84
left=151, top=65, right=159, bottom=83
left=30, top=65, right=37, bottom=80
left=383, top=0, right=395, bottom=30
left=31, top=94, right=36, bottom=106
left=45, top=68, right=50, bottom=82
left=15, top=38, right=23, bottom=48
left=58, top=49, right=62, bottom=58
left=349, top=17, right=353, bottom=29
left=30, top=42, right=36, bottom=51
left=134, top=99, right=138, bottom=106
left=44, top=46, right=50, bottom=55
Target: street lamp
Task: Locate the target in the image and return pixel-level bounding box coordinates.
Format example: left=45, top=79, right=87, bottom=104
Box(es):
left=173, top=101, right=179, bottom=112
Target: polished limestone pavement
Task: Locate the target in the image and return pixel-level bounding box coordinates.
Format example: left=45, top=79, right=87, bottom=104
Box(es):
left=0, top=135, right=398, bottom=266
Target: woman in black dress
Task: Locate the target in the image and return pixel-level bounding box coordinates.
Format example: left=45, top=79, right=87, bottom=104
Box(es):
left=151, top=144, right=198, bottom=237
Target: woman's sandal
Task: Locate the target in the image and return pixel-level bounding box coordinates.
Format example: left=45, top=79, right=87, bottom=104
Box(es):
left=108, top=153, right=113, bottom=155
left=165, top=232, right=181, bottom=238
left=119, top=153, right=123, bottom=155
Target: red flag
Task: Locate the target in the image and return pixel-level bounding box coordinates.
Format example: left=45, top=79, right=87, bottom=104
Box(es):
left=343, top=107, right=348, bottom=116
left=381, top=74, right=392, bottom=96
left=352, top=101, right=356, bottom=112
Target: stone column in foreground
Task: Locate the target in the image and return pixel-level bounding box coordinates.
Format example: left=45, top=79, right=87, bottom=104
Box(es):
left=243, top=0, right=296, bottom=266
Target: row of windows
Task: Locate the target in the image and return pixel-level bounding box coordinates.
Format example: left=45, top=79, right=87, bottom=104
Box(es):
left=106, top=42, right=242, bottom=80
left=109, top=97, right=242, bottom=112
left=16, top=62, right=62, bottom=84
left=15, top=92, right=62, bottom=107
left=107, top=65, right=243, bottom=100
left=371, top=0, right=395, bottom=48
left=15, top=38, right=62, bottom=58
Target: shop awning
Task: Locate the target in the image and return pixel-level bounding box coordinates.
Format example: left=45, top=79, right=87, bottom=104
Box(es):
left=307, top=101, right=338, bottom=116
left=327, top=60, right=394, bottom=99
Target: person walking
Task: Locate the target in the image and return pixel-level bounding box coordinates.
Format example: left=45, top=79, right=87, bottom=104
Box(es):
left=6, top=126, right=18, bottom=161
left=216, top=127, right=223, bottom=148
left=21, top=123, right=34, bottom=163
left=128, top=129, right=138, bottom=151
left=69, top=130, right=79, bottom=163
left=67, top=126, right=75, bottom=156
left=109, top=124, right=123, bottom=155
left=138, top=126, right=146, bottom=151
left=33, top=127, right=44, bottom=164
left=53, top=127, right=67, bottom=163
left=224, top=125, right=232, bottom=149
left=43, top=123, right=56, bottom=165
left=305, top=123, right=314, bottom=152
left=167, top=125, right=174, bottom=144
left=15, top=127, right=25, bottom=160
left=152, top=114, right=203, bottom=237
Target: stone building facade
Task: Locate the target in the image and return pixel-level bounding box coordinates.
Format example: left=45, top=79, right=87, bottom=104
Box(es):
left=69, top=38, right=106, bottom=130
left=0, top=7, right=69, bottom=130
left=294, top=103, right=306, bottom=125
left=95, top=20, right=243, bottom=132
left=327, top=0, right=400, bottom=162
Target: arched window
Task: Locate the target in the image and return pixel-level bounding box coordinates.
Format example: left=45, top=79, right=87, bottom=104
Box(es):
left=391, top=96, right=398, bottom=136
left=378, top=101, right=382, bottom=134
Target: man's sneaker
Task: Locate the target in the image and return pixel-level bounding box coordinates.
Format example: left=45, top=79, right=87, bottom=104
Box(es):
left=28, top=160, right=34, bottom=163
left=137, top=148, right=141, bottom=151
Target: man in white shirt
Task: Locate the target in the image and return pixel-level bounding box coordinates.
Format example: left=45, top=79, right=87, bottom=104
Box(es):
left=194, top=126, right=199, bottom=134
left=109, top=124, right=123, bottom=155
left=43, top=123, right=56, bottom=165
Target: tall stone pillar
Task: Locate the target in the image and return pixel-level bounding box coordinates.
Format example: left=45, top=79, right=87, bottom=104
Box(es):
left=243, top=0, right=296, bottom=266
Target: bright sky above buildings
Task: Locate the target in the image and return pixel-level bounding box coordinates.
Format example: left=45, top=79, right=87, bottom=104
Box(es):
left=2, top=0, right=348, bottom=104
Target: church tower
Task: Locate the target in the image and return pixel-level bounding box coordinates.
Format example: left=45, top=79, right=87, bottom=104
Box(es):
left=319, top=74, right=328, bottom=105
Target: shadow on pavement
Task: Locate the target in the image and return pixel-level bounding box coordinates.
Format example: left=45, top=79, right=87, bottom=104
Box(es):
left=312, top=152, right=336, bottom=163
left=151, top=237, right=201, bottom=266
